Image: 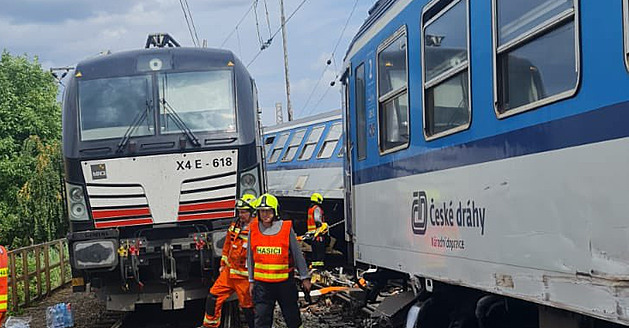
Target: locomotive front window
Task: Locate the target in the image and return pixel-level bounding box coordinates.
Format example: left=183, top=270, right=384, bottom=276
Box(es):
left=158, top=70, right=236, bottom=134
left=78, top=76, right=154, bottom=141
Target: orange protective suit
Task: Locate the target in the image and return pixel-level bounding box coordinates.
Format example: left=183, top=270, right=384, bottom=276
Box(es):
left=202, top=221, right=253, bottom=328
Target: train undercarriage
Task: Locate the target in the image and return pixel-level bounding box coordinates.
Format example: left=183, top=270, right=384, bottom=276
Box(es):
left=306, top=266, right=625, bottom=328
left=68, top=223, right=230, bottom=311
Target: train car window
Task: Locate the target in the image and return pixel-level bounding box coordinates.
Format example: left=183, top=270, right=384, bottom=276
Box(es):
left=268, top=132, right=289, bottom=163
left=317, top=123, right=343, bottom=159
left=298, top=126, right=325, bottom=161
left=158, top=70, right=237, bottom=133
left=264, top=136, right=275, bottom=158
left=377, top=27, right=409, bottom=154
left=355, top=63, right=367, bottom=160
left=281, top=129, right=306, bottom=162
left=494, top=0, right=578, bottom=117
left=79, top=75, right=154, bottom=141
left=422, top=0, right=471, bottom=139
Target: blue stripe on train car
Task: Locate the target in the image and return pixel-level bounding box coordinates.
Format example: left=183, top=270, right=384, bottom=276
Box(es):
left=353, top=100, right=629, bottom=185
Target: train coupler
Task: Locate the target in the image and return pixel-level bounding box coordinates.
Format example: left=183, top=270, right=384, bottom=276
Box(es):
left=161, top=242, right=177, bottom=282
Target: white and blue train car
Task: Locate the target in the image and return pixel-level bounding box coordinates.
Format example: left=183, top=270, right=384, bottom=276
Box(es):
left=263, top=111, right=347, bottom=256
left=343, top=0, right=629, bottom=326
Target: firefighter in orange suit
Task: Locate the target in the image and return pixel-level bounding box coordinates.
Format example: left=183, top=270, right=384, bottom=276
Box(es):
left=201, top=194, right=256, bottom=328
left=0, top=246, right=8, bottom=322
left=307, top=192, right=327, bottom=269
left=248, top=193, right=311, bottom=328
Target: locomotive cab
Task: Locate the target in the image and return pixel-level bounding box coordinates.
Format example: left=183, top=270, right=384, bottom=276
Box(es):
left=62, top=35, right=265, bottom=311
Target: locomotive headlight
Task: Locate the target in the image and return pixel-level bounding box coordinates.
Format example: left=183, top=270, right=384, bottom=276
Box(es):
left=239, top=166, right=260, bottom=197
left=71, top=203, right=87, bottom=218
left=66, top=183, right=90, bottom=221
left=70, top=187, right=84, bottom=201
left=241, top=173, right=256, bottom=187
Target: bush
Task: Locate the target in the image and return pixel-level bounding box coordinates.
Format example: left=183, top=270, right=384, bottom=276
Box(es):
left=0, top=50, right=65, bottom=249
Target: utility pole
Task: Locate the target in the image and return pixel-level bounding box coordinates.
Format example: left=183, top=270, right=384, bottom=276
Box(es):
left=279, top=0, right=293, bottom=121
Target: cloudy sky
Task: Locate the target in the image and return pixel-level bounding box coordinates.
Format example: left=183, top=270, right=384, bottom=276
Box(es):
left=0, top=0, right=372, bottom=126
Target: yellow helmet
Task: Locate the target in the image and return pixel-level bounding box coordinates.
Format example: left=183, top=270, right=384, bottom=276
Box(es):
left=236, top=194, right=257, bottom=210
left=310, top=192, right=323, bottom=204
left=255, top=193, right=279, bottom=216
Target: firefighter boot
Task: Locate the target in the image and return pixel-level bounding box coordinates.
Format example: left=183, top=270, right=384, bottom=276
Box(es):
left=201, top=293, right=219, bottom=327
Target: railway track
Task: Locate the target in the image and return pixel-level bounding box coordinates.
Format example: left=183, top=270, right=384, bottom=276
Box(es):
left=90, top=311, right=126, bottom=328
left=88, top=293, right=364, bottom=328
left=85, top=300, right=207, bottom=328
left=85, top=279, right=367, bottom=328
left=118, top=301, right=206, bottom=328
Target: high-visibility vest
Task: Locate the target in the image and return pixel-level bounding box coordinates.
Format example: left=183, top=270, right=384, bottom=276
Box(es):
left=225, top=222, right=250, bottom=279
left=0, top=246, right=8, bottom=315
left=307, top=205, right=324, bottom=233
left=250, top=219, right=292, bottom=283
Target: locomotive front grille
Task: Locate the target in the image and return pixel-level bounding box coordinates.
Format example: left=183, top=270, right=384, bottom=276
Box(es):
left=177, top=171, right=237, bottom=222
left=87, top=184, right=154, bottom=228
left=81, top=149, right=239, bottom=227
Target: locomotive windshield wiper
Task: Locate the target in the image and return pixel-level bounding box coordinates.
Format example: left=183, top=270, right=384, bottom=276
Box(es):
left=160, top=98, right=201, bottom=147
left=116, top=99, right=151, bottom=153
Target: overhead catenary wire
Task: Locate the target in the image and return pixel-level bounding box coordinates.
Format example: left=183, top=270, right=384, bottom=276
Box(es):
left=263, top=0, right=273, bottom=38
left=300, top=0, right=360, bottom=117
left=327, top=0, right=360, bottom=73
left=183, top=0, right=201, bottom=46
left=254, top=0, right=264, bottom=46
left=236, top=27, right=243, bottom=59
left=179, top=0, right=199, bottom=46
left=300, top=65, right=333, bottom=116
left=268, top=0, right=308, bottom=44
left=246, top=0, right=310, bottom=67
left=310, top=85, right=334, bottom=116
left=256, top=0, right=273, bottom=50
left=220, top=1, right=257, bottom=48
left=331, top=0, right=359, bottom=66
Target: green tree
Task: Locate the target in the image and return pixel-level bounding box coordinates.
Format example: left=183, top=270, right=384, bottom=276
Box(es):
left=0, top=51, right=64, bottom=248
